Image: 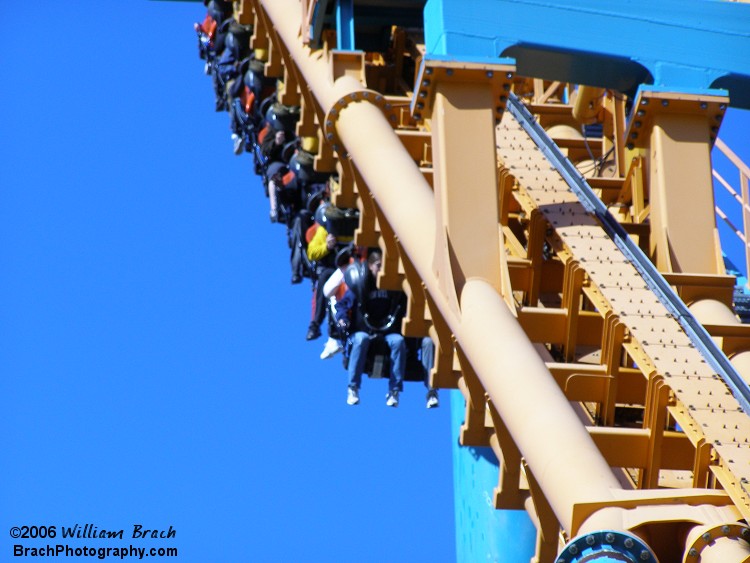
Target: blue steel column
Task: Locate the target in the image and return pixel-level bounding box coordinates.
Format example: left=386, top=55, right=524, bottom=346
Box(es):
left=451, top=392, right=536, bottom=562
left=336, top=0, right=355, bottom=50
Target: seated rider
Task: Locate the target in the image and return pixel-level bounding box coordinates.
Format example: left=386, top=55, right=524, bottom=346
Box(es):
left=335, top=250, right=406, bottom=407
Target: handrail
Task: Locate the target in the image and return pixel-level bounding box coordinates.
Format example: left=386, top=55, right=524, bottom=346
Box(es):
left=713, top=137, right=750, bottom=283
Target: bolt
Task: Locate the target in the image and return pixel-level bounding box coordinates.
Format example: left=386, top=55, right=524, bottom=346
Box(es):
left=662, top=100, right=669, bottom=107
left=486, top=71, right=494, bottom=78
left=568, top=545, right=578, bottom=555
left=416, top=103, right=424, bottom=110
left=446, top=69, right=454, bottom=76
left=624, top=538, right=634, bottom=548
left=326, top=133, right=334, bottom=141
left=640, top=98, right=649, bottom=105
left=719, top=103, right=726, bottom=110
left=506, top=72, right=514, bottom=79
left=500, top=95, right=507, bottom=102
left=631, top=132, right=638, bottom=139
left=636, top=110, right=645, bottom=117
left=722, top=525, right=731, bottom=534
left=634, top=121, right=642, bottom=128
left=585, top=535, right=595, bottom=546
left=640, top=550, right=650, bottom=560
left=689, top=548, right=698, bottom=557
left=742, top=528, right=750, bottom=538
left=605, top=533, right=615, bottom=543
left=702, top=532, right=711, bottom=542
left=425, top=67, right=433, bottom=75
left=422, top=79, right=430, bottom=87
left=325, top=120, right=333, bottom=128
left=418, top=91, right=427, bottom=98
left=700, top=102, right=708, bottom=109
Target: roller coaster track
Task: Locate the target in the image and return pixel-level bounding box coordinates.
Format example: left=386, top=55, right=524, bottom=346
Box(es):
left=218, top=0, right=750, bottom=560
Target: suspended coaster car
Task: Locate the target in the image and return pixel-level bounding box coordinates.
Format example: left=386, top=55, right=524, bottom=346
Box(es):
left=340, top=260, right=428, bottom=383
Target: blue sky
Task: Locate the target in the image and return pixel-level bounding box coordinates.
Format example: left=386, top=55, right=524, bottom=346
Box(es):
left=2, top=2, right=749, bottom=563
left=1, top=2, right=454, bottom=562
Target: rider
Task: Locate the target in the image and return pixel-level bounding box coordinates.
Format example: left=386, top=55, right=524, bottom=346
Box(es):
left=335, top=250, right=406, bottom=407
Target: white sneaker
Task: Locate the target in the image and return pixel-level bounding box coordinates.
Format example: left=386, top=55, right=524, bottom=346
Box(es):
left=426, top=390, right=439, bottom=409
left=320, top=337, right=343, bottom=360
left=386, top=390, right=399, bottom=408
left=347, top=387, right=360, bottom=406
left=232, top=133, right=243, bottom=155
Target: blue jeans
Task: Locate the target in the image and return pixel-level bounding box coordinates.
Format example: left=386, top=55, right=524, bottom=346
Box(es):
left=421, top=337, right=436, bottom=391
left=348, top=332, right=405, bottom=392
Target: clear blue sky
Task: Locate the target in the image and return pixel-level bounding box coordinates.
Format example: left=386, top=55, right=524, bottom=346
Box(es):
left=2, top=2, right=749, bottom=563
